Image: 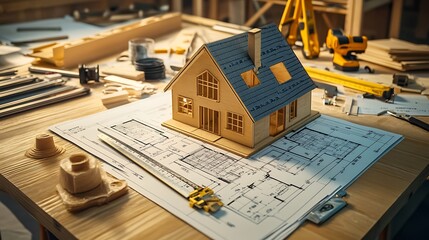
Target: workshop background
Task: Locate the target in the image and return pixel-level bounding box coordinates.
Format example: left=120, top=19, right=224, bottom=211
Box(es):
left=0, top=0, right=427, bottom=45
left=0, top=0, right=428, bottom=239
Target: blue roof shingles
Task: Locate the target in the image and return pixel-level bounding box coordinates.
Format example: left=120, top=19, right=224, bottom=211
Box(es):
left=206, top=23, right=316, bottom=122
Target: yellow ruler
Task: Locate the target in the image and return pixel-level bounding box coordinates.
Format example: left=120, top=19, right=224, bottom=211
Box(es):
left=304, top=66, right=394, bottom=100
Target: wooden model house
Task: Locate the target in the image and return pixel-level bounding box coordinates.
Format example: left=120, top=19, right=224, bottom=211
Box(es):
left=163, top=24, right=318, bottom=157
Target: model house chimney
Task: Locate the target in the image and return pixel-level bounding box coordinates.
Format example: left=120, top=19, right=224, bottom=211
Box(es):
left=248, top=28, right=261, bottom=72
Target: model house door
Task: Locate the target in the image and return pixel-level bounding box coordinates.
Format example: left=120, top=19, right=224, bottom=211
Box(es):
left=269, top=106, right=286, bottom=136
left=199, top=106, right=220, bottom=135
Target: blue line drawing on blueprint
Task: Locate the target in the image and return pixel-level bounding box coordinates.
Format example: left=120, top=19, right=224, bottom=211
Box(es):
left=50, top=92, right=403, bottom=240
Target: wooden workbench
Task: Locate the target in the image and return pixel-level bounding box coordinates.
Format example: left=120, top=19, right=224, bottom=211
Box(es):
left=1, top=17, right=429, bottom=240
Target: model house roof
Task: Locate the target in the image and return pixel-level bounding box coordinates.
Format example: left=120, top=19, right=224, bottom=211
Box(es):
left=206, top=23, right=315, bottom=121
left=165, top=23, right=315, bottom=122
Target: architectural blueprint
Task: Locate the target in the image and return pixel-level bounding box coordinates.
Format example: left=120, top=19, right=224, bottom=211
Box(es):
left=50, top=92, right=403, bottom=239
left=356, top=94, right=429, bottom=116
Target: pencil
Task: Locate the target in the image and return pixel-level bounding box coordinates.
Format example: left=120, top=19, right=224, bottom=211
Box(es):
left=17, top=27, right=62, bottom=32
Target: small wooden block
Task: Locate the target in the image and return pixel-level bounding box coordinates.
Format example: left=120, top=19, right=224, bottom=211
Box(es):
left=101, top=90, right=129, bottom=106
left=102, top=65, right=145, bottom=81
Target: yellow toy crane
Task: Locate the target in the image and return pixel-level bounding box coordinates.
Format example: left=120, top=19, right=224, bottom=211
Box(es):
left=278, top=0, right=320, bottom=59
left=326, top=29, right=367, bottom=71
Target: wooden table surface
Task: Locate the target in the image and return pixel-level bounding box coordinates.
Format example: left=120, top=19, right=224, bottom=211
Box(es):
left=1, top=26, right=429, bottom=240
left=1, top=76, right=428, bottom=240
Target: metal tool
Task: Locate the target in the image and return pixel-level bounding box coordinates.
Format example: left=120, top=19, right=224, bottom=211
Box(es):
left=0, top=79, right=67, bottom=100
left=79, top=65, right=100, bottom=84
left=0, top=87, right=90, bottom=118
left=29, top=66, right=80, bottom=78
left=0, top=75, right=39, bottom=90
left=307, top=197, right=347, bottom=224
left=0, top=69, right=18, bottom=76
left=98, top=131, right=223, bottom=213
left=387, top=110, right=429, bottom=131
left=0, top=85, right=76, bottom=110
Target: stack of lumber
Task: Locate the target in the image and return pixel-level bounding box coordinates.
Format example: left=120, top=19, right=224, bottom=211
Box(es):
left=358, top=38, right=429, bottom=71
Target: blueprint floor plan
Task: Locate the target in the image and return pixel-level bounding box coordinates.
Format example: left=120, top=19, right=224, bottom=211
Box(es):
left=50, top=92, right=403, bottom=239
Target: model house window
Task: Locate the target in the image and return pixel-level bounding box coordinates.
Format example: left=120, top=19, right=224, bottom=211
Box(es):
left=197, top=70, right=219, bottom=101
left=270, top=62, right=292, bottom=84
left=178, top=96, right=193, bottom=116
left=289, top=99, right=298, bottom=120
left=241, top=69, right=260, bottom=88
left=227, top=112, right=244, bottom=134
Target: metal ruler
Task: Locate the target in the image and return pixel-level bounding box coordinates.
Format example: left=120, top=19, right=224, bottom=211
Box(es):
left=98, top=130, right=223, bottom=213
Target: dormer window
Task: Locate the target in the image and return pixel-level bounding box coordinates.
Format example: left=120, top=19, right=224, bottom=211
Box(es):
left=270, top=62, right=292, bottom=84
left=241, top=69, right=260, bottom=88
left=197, top=70, right=219, bottom=101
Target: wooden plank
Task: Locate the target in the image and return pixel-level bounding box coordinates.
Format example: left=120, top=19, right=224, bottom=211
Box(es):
left=359, top=54, right=429, bottom=71
left=363, top=0, right=392, bottom=12
left=312, top=5, right=347, bottom=14
left=63, top=13, right=181, bottom=68
left=29, top=13, right=182, bottom=68
left=359, top=38, right=429, bottom=71
left=256, top=0, right=348, bottom=13
left=350, top=0, right=363, bottom=35
left=245, top=2, right=274, bottom=27
left=171, top=0, right=183, bottom=12
left=344, top=0, right=354, bottom=35
left=258, top=0, right=348, bottom=9
left=367, top=38, right=429, bottom=53
left=182, top=14, right=251, bottom=33
left=229, top=0, right=246, bottom=25
left=208, top=0, right=218, bottom=19
left=193, top=0, right=203, bottom=17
